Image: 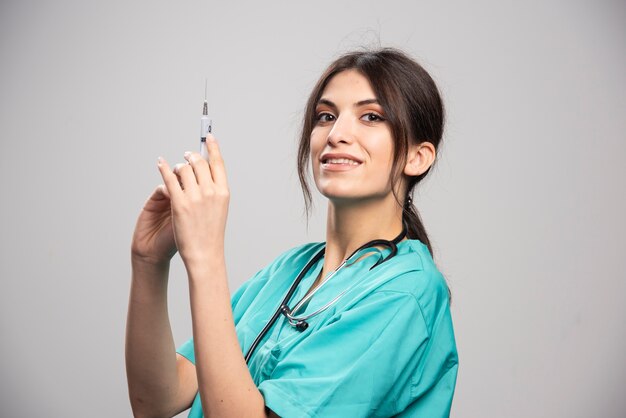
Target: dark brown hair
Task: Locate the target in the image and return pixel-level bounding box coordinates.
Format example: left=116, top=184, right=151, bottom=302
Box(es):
left=297, top=48, right=444, bottom=256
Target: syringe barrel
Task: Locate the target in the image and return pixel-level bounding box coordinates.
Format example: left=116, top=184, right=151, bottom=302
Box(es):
left=200, top=116, right=212, bottom=139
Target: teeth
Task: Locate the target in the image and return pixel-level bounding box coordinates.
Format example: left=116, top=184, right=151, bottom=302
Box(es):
left=324, top=158, right=360, bottom=166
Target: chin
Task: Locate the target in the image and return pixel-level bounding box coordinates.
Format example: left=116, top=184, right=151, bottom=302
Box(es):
left=323, top=193, right=362, bottom=204
left=316, top=182, right=359, bottom=199
left=318, top=188, right=388, bottom=206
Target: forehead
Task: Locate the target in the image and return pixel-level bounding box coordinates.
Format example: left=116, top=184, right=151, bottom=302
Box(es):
left=320, top=69, right=376, bottom=100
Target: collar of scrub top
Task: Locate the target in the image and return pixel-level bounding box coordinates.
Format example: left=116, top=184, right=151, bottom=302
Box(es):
left=244, top=224, right=408, bottom=363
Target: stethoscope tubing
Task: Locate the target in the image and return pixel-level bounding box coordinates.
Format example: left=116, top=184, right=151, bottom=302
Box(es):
left=244, top=248, right=325, bottom=363
left=244, top=225, right=407, bottom=364
left=283, top=258, right=348, bottom=323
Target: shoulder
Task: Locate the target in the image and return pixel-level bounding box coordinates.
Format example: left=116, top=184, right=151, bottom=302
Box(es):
left=263, top=242, right=325, bottom=275
left=231, top=242, right=323, bottom=299
left=394, top=240, right=448, bottom=295
left=240, top=242, right=324, bottom=287
left=372, top=240, right=447, bottom=294
left=369, top=240, right=451, bottom=331
left=231, top=242, right=324, bottom=320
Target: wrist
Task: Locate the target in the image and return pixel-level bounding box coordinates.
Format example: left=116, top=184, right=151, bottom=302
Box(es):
left=180, top=242, right=224, bottom=267
left=131, top=254, right=171, bottom=273
left=130, top=256, right=171, bottom=298
left=183, top=250, right=226, bottom=280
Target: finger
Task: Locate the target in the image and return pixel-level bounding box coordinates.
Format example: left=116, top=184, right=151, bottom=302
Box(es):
left=173, top=162, right=199, bottom=193
left=157, top=157, right=183, bottom=199
left=172, top=163, right=186, bottom=189
left=205, top=134, right=229, bottom=187
left=184, top=151, right=213, bottom=187
left=200, top=140, right=210, bottom=162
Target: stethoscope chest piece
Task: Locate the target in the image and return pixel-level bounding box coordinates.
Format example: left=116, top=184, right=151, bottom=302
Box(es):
left=280, top=305, right=310, bottom=332
left=295, top=320, right=309, bottom=332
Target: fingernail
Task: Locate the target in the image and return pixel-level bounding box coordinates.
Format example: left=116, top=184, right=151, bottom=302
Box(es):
left=157, top=156, right=163, bottom=165
left=207, top=133, right=216, bottom=143
left=184, top=151, right=191, bottom=160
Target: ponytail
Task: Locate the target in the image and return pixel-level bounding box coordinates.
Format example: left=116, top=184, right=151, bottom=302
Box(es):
left=403, top=192, right=452, bottom=302
left=402, top=195, right=433, bottom=256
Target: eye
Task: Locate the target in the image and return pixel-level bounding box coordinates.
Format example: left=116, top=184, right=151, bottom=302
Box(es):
left=316, top=112, right=336, bottom=123
left=361, top=112, right=386, bottom=122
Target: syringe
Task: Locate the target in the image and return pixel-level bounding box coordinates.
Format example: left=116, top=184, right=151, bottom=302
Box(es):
left=200, top=79, right=212, bottom=160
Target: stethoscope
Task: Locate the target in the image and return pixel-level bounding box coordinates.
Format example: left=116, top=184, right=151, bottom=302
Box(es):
left=244, top=225, right=407, bottom=363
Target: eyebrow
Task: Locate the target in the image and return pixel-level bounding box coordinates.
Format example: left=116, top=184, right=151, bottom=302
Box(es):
left=317, top=98, right=380, bottom=109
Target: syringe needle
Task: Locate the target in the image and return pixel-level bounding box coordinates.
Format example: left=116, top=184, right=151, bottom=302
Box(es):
left=202, top=78, right=209, bottom=116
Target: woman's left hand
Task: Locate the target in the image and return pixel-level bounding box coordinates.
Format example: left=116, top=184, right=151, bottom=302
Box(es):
left=157, top=134, right=229, bottom=267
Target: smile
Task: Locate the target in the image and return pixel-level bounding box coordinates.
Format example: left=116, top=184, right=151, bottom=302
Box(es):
left=320, top=157, right=362, bottom=172
left=322, top=157, right=361, bottom=166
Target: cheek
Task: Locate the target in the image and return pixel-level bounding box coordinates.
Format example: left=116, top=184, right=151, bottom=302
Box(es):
left=309, top=133, right=322, bottom=178
left=310, top=127, right=325, bottom=146
left=366, top=136, right=395, bottom=167
left=309, top=130, right=326, bottom=161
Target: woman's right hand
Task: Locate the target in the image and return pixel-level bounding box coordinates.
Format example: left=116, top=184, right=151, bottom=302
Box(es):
left=131, top=184, right=177, bottom=266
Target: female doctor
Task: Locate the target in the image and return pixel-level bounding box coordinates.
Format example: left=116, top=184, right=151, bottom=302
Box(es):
left=125, top=48, right=458, bottom=417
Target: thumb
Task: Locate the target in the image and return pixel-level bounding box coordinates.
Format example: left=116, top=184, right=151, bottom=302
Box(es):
left=155, top=184, right=171, bottom=200
left=157, top=184, right=171, bottom=199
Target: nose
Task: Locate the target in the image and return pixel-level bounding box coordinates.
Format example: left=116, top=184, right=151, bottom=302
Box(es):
left=326, top=115, right=355, bottom=146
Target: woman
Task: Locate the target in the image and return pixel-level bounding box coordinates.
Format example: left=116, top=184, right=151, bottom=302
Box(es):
left=126, top=48, right=458, bottom=418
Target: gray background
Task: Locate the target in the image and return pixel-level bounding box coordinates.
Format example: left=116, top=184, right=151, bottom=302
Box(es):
left=1, top=0, right=624, bottom=417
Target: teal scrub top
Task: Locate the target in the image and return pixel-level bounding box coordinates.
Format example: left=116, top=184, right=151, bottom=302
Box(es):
left=177, top=240, right=458, bottom=417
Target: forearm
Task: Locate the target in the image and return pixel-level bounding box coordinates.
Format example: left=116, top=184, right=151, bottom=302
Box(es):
left=186, top=251, right=267, bottom=418
left=125, top=257, right=180, bottom=416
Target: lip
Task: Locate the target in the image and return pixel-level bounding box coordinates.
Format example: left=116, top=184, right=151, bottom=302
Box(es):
left=319, top=152, right=363, bottom=172
left=319, top=153, right=364, bottom=164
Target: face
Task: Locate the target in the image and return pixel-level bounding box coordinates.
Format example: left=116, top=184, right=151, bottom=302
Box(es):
left=310, top=69, right=396, bottom=204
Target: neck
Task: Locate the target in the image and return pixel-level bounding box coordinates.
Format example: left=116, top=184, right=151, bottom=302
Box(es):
left=324, top=193, right=404, bottom=269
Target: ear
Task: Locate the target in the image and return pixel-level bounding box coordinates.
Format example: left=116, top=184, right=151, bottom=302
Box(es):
left=404, top=141, right=436, bottom=177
